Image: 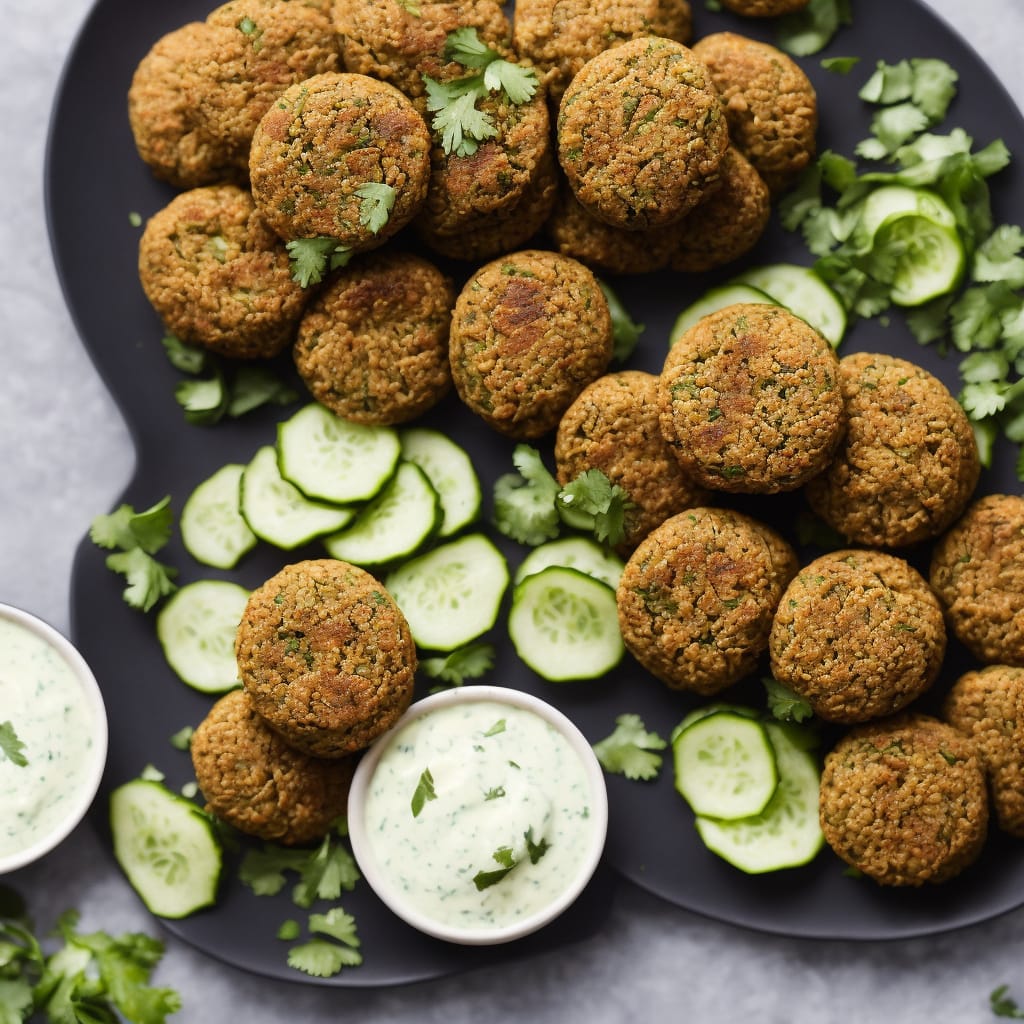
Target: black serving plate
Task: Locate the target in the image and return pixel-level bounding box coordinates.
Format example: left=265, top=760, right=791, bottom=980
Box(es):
left=46, top=0, right=1024, bottom=980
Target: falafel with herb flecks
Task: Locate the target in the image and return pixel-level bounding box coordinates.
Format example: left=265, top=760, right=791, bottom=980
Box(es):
left=236, top=558, right=417, bottom=758
left=769, top=549, right=946, bottom=724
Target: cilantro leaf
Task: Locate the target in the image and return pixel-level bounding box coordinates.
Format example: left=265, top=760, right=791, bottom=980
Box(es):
left=556, top=468, right=632, bottom=546
left=276, top=920, right=300, bottom=941
left=424, top=77, right=495, bottom=157
left=0, top=722, right=28, bottom=767
left=524, top=826, right=550, bottom=865
left=355, top=182, right=396, bottom=235
left=286, top=237, right=352, bottom=287
left=592, top=714, right=667, bottom=781
left=239, top=836, right=359, bottom=906
left=287, top=939, right=362, bottom=978
left=103, top=548, right=178, bottom=612
left=974, top=225, right=1024, bottom=287
left=992, top=985, right=1024, bottom=1019
left=599, top=280, right=645, bottom=362
left=411, top=768, right=437, bottom=818
left=820, top=56, right=860, bottom=74
left=239, top=845, right=311, bottom=897
left=420, top=641, right=495, bottom=688
left=226, top=365, right=297, bottom=418
left=90, top=496, right=173, bottom=555
left=308, top=907, right=360, bottom=948
left=763, top=677, right=814, bottom=723
left=493, top=444, right=561, bottom=546
left=483, top=718, right=506, bottom=737
left=859, top=59, right=915, bottom=105
left=473, top=845, right=517, bottom=890
left=443, top=26, right=499, bottom=68
left=482, top=59, right=538, bottom=105
left=775, top=0, right=851, bottom=57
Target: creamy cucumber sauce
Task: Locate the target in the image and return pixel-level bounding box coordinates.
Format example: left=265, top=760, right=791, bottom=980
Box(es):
left=0, top=617, right=100, bottom=859
left=364, top=699, right=595, bottom=930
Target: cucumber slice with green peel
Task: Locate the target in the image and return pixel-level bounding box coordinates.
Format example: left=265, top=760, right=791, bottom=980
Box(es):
left=400, top=427, right=482, bottom=538
left=323, top=461, right=442, bottom=567
left=670, top=702, right=760, bottom=744
left=508, top=566, right=624, bottom=682
left=384, top=533, right=509, bottom=651
left=156, top=579, right=249, bottom=693
left=729, top=263, right=848, bottom=347
left=857, top=184, right=957, bottom=239
left=874, top=213, right=966, bottom=306
left=673, top=710, right=778, bottom=820
left=277, top=402, right=401, bottom=504
left=240, top=445, right=355, bottom=550
left=694, top=722, right=823, bottom=874
left=110, top=779, right=223, bottom=918
left=669, top=284, right=776, bottom=346
left=513, top=536, right=626, bottom=590
left=180, top=463, right=257, bottom=569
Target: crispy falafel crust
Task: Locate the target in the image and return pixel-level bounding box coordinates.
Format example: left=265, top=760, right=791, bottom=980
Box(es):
left=236, top=559, right=417, bottom=758
left=191, top=689, right=354, bottom=845
left=616, top=507, right=798, bottom=695
left=554, top=371, right=709, bottom=550
left=691, top=32, right=817, bottom=196
left=659, top=303, right=844, bottom=493
left=512, top=0, right=693, bottom=104
left=294, top=251, right=455, bottom=424
left=557, top=36, right=729, bottom=230
left=929, top=494, right=1024, bottom=666
left=819, top=714, right=988, bottom=886
left=248, top=72, right=431, bottom=248
left=944, top=665, right=1024, bottom=837
left=805, top=352, right=980, bottom=549
left=138, top=184, right=308, bottom=359
left=769, top=550, right=946, bottom=724
left=448, top=249, right=613, bottom=438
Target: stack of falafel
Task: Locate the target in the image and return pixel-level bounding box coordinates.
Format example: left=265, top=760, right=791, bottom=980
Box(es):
left=129, top=0, right=1024, bottom=886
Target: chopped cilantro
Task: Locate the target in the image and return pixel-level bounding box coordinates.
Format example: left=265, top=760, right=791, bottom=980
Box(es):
left=493, top=444, right=562, bottom=546
left=444, top=26, right=499, bottom=67
left=763, top=677, right=814, bottom=724
left=473, top=829, right=550, bottom=889
left=992, top=985, right=1024, bottom=1019
left=821, top=56, right=860, bottom=74
left=524, top=826, right=550, bottom=864
left=484, top=786, right=506, bottom=800
left=556, top=468, right=632, bottom=547
left=239, top=835, right=360, bottom=907
left=599, top=279, right=645, bottom=363
left=140, top=764, right=165, bottom=782
left=287, top=236, right=353, bottom=287
left=482, top=59, right=538, bottom=105
left=592, top=714, right=667, bottom=781
left=287, top=937, right=362, bottom=978
left=277, top=919, right=301, bottom=941
left=128, top=210, right=142, bottom=227
left=411, top=767, right=437, bottom=817
left=161, top=333, right=206, bottom=374
left=0, top=721, right=28, bottom=767
left=420, top=640, right=495, bottom=689
left=355, top=182, right=396, bottom=235
left=775, top=0, right=851, bottom=57
left=225, top=365, right=297, bottom=419
left=483, top=718, right=506, bottom=737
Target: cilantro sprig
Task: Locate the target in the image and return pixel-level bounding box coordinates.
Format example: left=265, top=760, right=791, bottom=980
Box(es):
left=762, top=677, right=814, bottom=724
left=472, top=826, right=550, bottom=891
left=423, top=28, right=538, bottom=157
left=239, top=833, right=360, bottom=908
left=287, top=907, right=363, bottom=979
left=420, top=640, right=495, bottom=689
left=286, top=237, right=353, bottom=288
left=592, top=714, right=667, bottom=781
left=90, top=497, right=178, bottom=611
left=0, top=721, right=28, bottom=767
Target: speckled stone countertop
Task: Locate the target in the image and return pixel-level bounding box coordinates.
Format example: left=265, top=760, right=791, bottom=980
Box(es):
left=3, top=1, right=1024, bottom=1020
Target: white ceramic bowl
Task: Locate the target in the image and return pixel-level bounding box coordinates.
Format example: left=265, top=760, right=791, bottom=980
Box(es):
left=347, top=684, right=608, bottom=945
left=0, top=603, right=108, bottom=874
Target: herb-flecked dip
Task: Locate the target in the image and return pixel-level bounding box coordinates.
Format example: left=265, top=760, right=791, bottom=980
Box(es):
left=360, top=698, right=599, bottom=932
left=0, top=616, right=102, bottom=861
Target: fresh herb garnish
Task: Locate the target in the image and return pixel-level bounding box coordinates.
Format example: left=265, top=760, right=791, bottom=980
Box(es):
left=592, top=714, right=667, bottom=781
left=128, top=210, right=142, bottom=227
left=287, top=907, right=362, bottom=979
left=556, top=469, right=633, bottom=546
left=472, top=828, right=551, bottom=890
left=420, top=640, right=495, bottom=689
left=239, top=835, right=360, bottom=907
left=775, top=0, right=852, bottom=57
left=483, top=719, right=506, bottom=737
left=763, top=677, right=815, bottom=723
left=992, top=985, right=1024, bottom=1019
left=286, top=236, right=353, bottom=287
left=411, top=767, right=437, bottom=817
left=0, top=721, right=28, bottom=767
left=90, top=497, right=178, bottom=611
left=277, top=919, right=301, bottom=941
left=483, top=786, right=506, bottom=801
left=355, top=182, right=396, bottom=235
left=599, top=279, right=645, bottom=363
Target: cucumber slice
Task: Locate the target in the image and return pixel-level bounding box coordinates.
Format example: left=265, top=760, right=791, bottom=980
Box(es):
left=673, top=711, right=778, bottom=820
left=508, top=566, right=624, bottom=682
left=384, top=533, right=509, bottom=651
left=110, top=778, right=222, bottom=918
left=874, top=213, right=966, bottom=306
left=277, top=403, right=401, bottom=505
left=400, top=427, right=482, bottom=537
left=858, top=184, right=957, bottom=239
left=670, top=284, right=776, bottom=346
left=156, top=579, right=249, bottom=693
left=729, top=263, right=847, bottom=347
left=241, top=445, right=355, bottom=550
left=514, top=536, right=625, bottom=590
left=323, top=461, right=442, bottom=567
left=694, top=722, right=824, bottom=874
left=670, top=702, right=760, bottom=744
left=180, top=463, right=257, bottom=569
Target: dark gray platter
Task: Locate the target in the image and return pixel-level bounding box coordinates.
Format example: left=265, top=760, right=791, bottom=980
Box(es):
left=45, top=0, right=1024, bottom=986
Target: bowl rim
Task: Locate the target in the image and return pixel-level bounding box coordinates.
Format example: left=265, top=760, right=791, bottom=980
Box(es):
left=0, top=602, right=109, bottom=875
left=347, top=683, right=609, bottom=946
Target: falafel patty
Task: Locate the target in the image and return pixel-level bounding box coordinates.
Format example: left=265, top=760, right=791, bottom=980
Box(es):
left=554, top=371, right=709, bottom=550
left=805, top=352, right=980, bottom=549
left=448, top=249, right=614, bottom=438
left=191, top=689, right=353, bottom=845
left=249, top=72, right=432, bottom=249
left=616, top=507, right=798, bottom=695
left=819, top=714, right=988, bottom=886
left=512, top=0, right=693, bottom=105
left=557, top=36, right=729, bottom=230
left=659, top=303, right=844, bottom=493
left=691, top=32, right=817, bottom=196
left=294, top=251, right=455, bottom=424
left=929, top=494, right=1024, bottom=666
left=769, top=549, right=946, bottom=724
left=944, top=665, right=1024, bottom=837
left=236, top=558, right=417, bottom=758
left=138, top=184, right=308, bottom=359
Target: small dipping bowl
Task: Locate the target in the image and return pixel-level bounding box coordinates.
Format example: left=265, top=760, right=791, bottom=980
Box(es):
left=347, top=685, right=608, bottom=945
left=0, top=603, right=108, bottom=874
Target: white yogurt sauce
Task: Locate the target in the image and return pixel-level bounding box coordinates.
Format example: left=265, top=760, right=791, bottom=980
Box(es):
left=0, top=617, right=101, bottom=859
left=363, top=699, right=596, bottom=930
